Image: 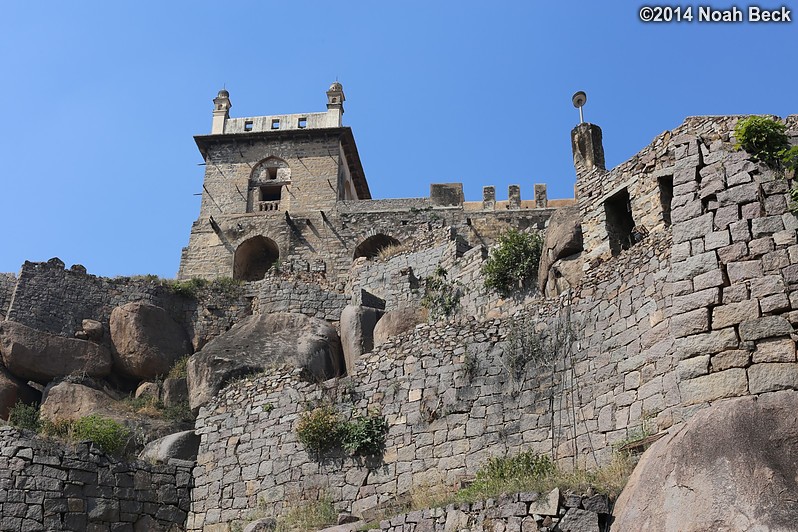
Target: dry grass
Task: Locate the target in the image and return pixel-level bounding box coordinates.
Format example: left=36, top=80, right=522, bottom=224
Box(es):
left=377, top=243, right=409, bottom=261
left=275, top=497, right=338, bottom=532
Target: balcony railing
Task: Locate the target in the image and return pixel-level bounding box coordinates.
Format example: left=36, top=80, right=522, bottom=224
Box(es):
left=257, top=200, right=280, bottom=212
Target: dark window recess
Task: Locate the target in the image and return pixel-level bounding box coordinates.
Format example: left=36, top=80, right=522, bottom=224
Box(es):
left=271, top=119, right=280, bottom=129
left=604, top=188, right=637, bottom=256
left=267, top=167, right=278, bottom=180
left=244, top=120, right=254, bottom=132
left=659, top=175, right=673, bottom=226
left=259, top=186, right=281, bottom=201
left=298, top=117, right=307, bottom=128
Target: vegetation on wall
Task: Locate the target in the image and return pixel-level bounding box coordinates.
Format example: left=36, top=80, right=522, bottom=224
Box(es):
left=295, top=404, right=388, bottom=457
left=421, top=266, right=463, bottom=318
left=9, top=401, right=132, bottom=455
left=483, top=229, right=543, bottom=296
left=733, top=116, right=791, bottom=167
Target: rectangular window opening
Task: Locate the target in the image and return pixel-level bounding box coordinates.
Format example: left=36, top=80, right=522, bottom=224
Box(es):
left=259, top=186, right=282, bottom=202
left=298, top=117, right=308, bottom=128
left=244, top=120, right=254, bottom=132
left=604, top=188, right=637, bottom=256
left=658, top=175, right=673, bottom=227
left=271, top=119, right=280, bottom=130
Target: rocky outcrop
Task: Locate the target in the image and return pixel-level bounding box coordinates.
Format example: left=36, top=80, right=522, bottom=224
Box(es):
left=0, top=364, right=41, bottom=420
left=613, top=390, right=798, bottom=531
left=109, top=301, right=192, bottom=379
left=373, top=307, right=427, bottom=346
left=0, top=320, right=113, bottom=383
left=186, top=312, right=344, bottom=412
left=340, top=305, right=382, bottom=373
left=139, top=430, right=200, bottom=464
left=537, top=204, right=584, bottom=297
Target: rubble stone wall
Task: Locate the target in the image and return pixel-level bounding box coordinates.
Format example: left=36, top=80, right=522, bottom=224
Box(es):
left=188, top=115, right=798, bottom=530
left=0, top=272, right=16, bottom=318
left=0, top=426, right=191, bottom=532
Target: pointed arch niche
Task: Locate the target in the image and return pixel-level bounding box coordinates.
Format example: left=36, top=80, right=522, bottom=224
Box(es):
left=353, top=234, right=401, bottom=260
left=248, top=157, right=291, bottom=213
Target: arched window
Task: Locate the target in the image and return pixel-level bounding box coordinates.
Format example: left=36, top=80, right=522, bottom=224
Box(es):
left=353, top=234, right=401, bottom=260
left=233, top=236, right=279, bottom=281
left=248, top=157, right=290, bottom=212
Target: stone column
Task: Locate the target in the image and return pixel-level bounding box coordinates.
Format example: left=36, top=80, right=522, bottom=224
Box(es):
left=571, top=123, right=606, bottom=175
left=508, top=185, right=521, bottom=209
left=534, top=184, right=548, bottom=208
left=482, top=186, right=496, bottom=210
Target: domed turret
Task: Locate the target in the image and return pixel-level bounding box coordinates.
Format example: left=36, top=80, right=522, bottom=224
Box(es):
left=212, top=87, right=232, bottom=134
left=326, top=81, right=345, bottom=125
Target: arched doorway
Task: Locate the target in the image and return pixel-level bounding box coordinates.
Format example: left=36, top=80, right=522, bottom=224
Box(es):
left=353, top=234, right=401, bottom=260
left=234, top=236, right=279, bottom=281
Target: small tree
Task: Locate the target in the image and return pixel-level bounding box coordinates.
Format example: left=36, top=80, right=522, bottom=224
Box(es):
left=733, top=116, right=790, bottom=167
left=483, top=229, right=543, bottom=296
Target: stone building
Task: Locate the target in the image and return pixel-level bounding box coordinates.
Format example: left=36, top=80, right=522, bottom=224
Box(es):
left=178, top=83, right=569, bottom=282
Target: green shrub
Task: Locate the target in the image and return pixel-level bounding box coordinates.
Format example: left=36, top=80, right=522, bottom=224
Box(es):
left=340, top=411, right=388, bottom=456
left=295, top=405, right=388, bottom=457
left=734, top=116, right=790, bottom=166
left=483, top=229, right=543, bottom=295
left=70, top=415, right=131, bottom=455
left=782, top=145, right=798, bottom=172
left=421, top=267, right=463, bottom=318
left=295, top=405, right=343, bottom=453
left=8, top=402, right=41, bottom=432
left=165, top=278, right=209, bottom=298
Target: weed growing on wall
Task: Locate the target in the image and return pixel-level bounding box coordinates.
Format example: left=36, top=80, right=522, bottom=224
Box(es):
left=41, top=415, right=132, bottom=455
left=483, top=229, right=543, bottom=296
left=422, top=266, right=463, bottom=318
left=8, top=402, right=41, bottom=432
left=295, top=404, right=343, bottom=454
left=733, top=116, right=790, bottom=167
left=295, top=405, right=388, bottom=457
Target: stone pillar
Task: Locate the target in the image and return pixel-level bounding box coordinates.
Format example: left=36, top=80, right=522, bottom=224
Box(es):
left=482, top=186, right=496, bottom=210
left=211, top=89, right=231, bottom=134
left=571, top=123, right=606, bottom=175
left=534, top=184, right=548, bottom=208
left=508, top=185, right=521, bottom=209
left=430, top=183, right=464, bottom=207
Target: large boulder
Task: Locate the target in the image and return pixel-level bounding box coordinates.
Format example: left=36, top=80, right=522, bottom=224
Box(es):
left=613, top=390, right=798, bottom=531
left=139, top=430, right=200, bottom=463
left=537, top=205, right=584, bottom=296
left=0, top=320, right=112, bottom=384
left=373, top=307, right=427, bottom=346
left=340, top=305, right=382, bottom=373
left=40, top=380, right=192, bottom=447
left=0, top=364, right=41, bottom=420
left=110, top=302, right=192, bottom=379
left=187, top=312, right=344, bottom=412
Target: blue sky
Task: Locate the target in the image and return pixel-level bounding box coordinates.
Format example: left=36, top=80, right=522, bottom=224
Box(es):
left=0, top=2, right=794, bottom=278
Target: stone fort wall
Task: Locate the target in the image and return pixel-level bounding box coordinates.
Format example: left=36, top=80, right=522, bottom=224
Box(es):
left=0, top=426, right=191, bottom=531
left=187, top=114, right=798, bottom=529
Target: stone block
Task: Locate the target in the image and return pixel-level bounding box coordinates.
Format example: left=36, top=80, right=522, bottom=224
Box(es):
left=711, top=350, right=751, bottom=371
left=673, top=213, right=713, bottom=244
left=671, top=252, right=718, bottom=282
left=717, top=242, right=749, bottom=263
left=679, top=368, right=748, bottom=405
left=752, top=216, right=785, bottom=237
left=752, top=338, right=796, bottom=363
left=705, top=230, right=731, bottom=251
left=714, top=205, right=740, bottom=230
left=675, top=328, right=739, bottom=359
left=729, top=220, right=752, bottom=243
left=739, top=316, right=793, bottom=341
left=529, top=488, right=559, bottom=516
left=677, top=355, right=710, bottom=380
left=598, top=405, right=614, bottom=433
left=671, top=308, right=710, bottom=338
left=750, top=275, right=786, bottom=299
left=748, top=363, right=798, bottom=394
left=727, top=260, right=763, bottom=284
left=429, top=183, right=464, bottom=207
left=672, top=288, right=720, bottom=314
left=741, top=202, right=765, bottom=220
left=693, top=269, right=725, bottom=291
left=760, top=293, right=790, bottom=314
left=717, top=183, right=759, bottom=207
left=712, top=300, right=760, bottom=329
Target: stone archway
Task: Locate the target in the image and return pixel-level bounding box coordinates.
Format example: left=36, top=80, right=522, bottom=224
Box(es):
left=353, top=234, right=401, bottom=260
left=233, top=236, right=279, bottom=281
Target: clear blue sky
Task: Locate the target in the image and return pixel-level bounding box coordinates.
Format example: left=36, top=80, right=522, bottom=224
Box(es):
left=0, top=2, right=794, bottom=278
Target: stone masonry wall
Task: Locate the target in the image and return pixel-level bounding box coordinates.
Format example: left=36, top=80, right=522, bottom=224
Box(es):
left=5, top=259, right=251, bottom=351
left=189, top=115, right=798, bottom=530
left=0, top=426, right=190, bottom=532
left=0, top=272, right=16, bottom=318
left=254, top=275, right=349, bottom=322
